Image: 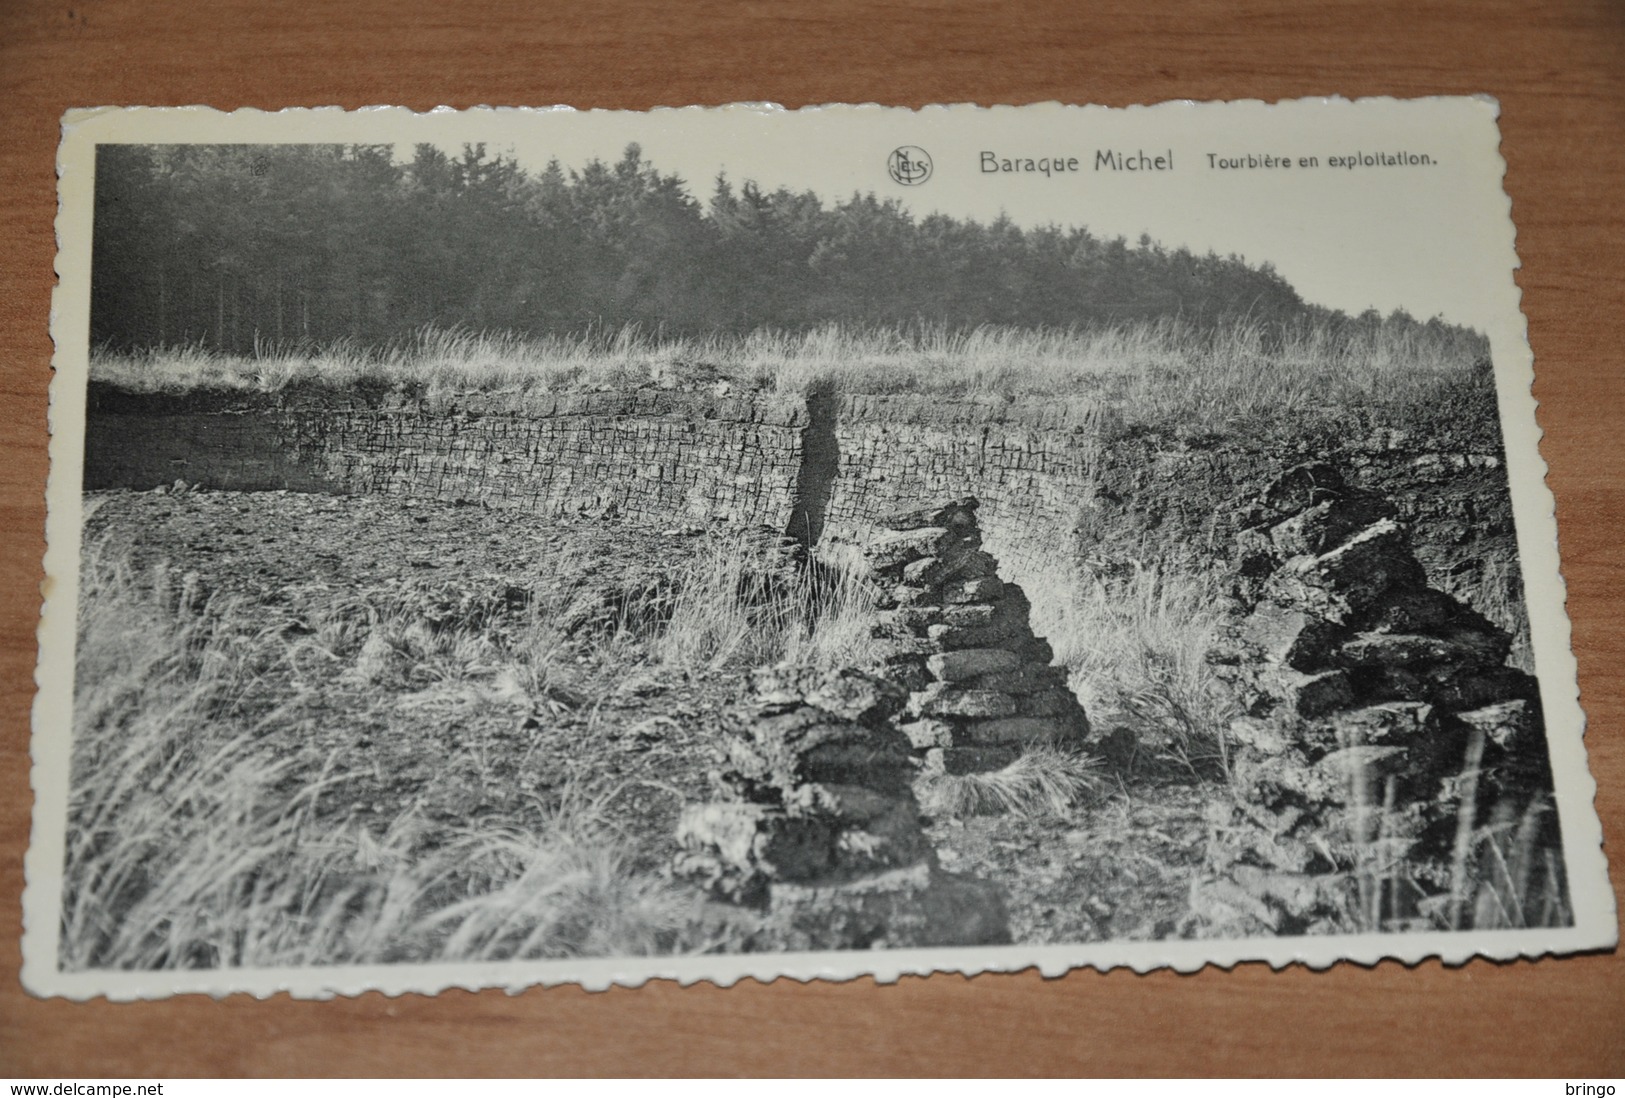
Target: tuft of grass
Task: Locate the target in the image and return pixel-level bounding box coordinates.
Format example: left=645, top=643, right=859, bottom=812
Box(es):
left=654, top=537, right=879, bottom=675
left=1025, top=558, right=1240, bottom=777
left=1437, top=729, right=1569, bottom=932
left=918, top=748, right=1100, bottom=819
left=654, top=539, right=786, bottom=673
left=397, top=785, right=700, bottom=962
left=1232, top=726, right=1575, bottom=936
left=1461, top=794, right=1571, bottom=930
left=777, top=559, right=884, bottom=673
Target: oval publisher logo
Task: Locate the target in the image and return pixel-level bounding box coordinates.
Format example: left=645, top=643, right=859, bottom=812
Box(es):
left=887, top=146, right=933, bottom=186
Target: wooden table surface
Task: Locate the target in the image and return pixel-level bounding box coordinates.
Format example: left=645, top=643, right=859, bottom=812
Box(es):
left=2, top=0, right=1621, bottom=1077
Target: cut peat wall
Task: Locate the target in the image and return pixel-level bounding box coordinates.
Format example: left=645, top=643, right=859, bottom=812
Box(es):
left=823, top=393, right=1516, bottom=587
left=84, top=383, right=1516, bottom=587
left=86, top=385, right=806, bottom=528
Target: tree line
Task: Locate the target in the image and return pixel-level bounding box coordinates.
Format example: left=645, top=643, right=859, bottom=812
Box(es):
left=90, top=142, right=1450, bottom=354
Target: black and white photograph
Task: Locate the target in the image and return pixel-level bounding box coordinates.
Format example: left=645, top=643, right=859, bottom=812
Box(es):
left=25, top=100, right=1615, bottom=998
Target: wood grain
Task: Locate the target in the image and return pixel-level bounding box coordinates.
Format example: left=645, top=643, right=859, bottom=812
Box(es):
left=2, top=0, right=1621, bottom=1076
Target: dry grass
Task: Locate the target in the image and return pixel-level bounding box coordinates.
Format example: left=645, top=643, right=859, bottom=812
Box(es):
left=1026, top=558, right=1240, bottom=777
left=1337, top=739, right=1570, bottom=934
left=1193, top=714, right=1572, bottom=937
left=654, top=538, right=881, bottom=675
left=63, top=552, right=706, bottom=971
left=62, top=523, right=883, bottom=971
left=918, top=748, right=1101, bottom=819
left=91, top=316, right=1486, bottom=433
left=63, top=520, right=882, bottom=969
left=1457, top=794, right=1571, bottom=930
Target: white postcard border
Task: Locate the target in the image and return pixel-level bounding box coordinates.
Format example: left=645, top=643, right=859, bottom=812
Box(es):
left=24, top=98, right=1616, bottom=1000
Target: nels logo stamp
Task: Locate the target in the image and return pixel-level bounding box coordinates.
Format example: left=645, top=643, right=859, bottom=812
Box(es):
left=887, top=145, right=933, bottom=186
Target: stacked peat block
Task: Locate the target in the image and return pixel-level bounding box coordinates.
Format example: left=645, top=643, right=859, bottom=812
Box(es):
left=674, top=666, right=1011, bottom=951
left=1205, top=462, right=1552, bottom=931
left=859, top=498, right=1089, bottom=779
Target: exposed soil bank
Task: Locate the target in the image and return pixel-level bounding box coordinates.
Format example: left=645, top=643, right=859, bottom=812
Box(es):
left=85, top=382, right=1517, bottom=588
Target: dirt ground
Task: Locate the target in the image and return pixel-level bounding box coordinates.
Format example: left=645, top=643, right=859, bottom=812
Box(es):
left=79, top=487, right=1216, bottom=945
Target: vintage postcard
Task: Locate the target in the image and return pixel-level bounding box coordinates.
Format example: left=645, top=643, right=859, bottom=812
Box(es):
left=25, top=98, right=1615, bottom=999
